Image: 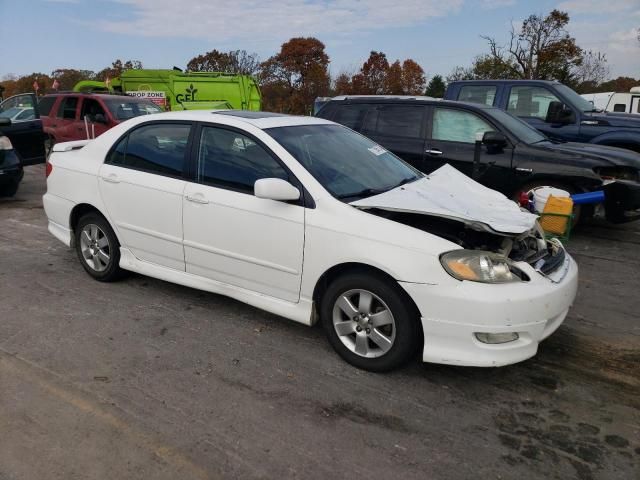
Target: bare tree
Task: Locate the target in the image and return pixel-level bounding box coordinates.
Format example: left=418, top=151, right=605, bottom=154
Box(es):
left=575, top=51, right=609, bottom=86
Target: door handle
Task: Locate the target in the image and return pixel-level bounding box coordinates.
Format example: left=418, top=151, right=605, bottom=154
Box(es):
left=100, top=174, right=120, bottom=184
left=185, top=194, right=209, bottom=204
left=425, top=149, right=443, bottom=156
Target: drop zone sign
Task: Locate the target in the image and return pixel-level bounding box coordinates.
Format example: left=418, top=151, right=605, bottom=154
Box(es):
left=126, top=91, right=167, bottom=108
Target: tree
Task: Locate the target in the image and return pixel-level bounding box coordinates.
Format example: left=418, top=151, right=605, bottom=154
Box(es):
left=332, top=72, right=353, bottom=95
left=573, top=51, right=609, bottom=93
left=385, top=60, right=404, bottom=94
left=50, top=69, right=96, bottom=91
left=446, top=66, right=475, bottom=83
left=259, top=37, right=330, bottom=114
left=425, top=75, right=446, bottom=98
left=595, top=76, right=640, bottom=93
left=351, top=51, right=389, bottom=94
left=0, top=72, right=53, bottom=97
left=481, top=10, right=582, bottom=80
left=95, top=59, right=143, bottom=81
left=401, top=59, right=426, bottom=95
left=186, top=49, right=260, bottom=76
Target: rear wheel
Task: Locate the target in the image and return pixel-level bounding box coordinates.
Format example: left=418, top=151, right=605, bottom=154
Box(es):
left=320, top=272, right=420, bottom=372
left=74, top=213, right=124, bottom=282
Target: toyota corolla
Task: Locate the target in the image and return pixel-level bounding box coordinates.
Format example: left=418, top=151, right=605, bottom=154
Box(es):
left=43, top=111, right=578, bottom=371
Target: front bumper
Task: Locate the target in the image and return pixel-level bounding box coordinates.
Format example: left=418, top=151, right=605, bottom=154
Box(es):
left=400, top=253, right=578, bottom=367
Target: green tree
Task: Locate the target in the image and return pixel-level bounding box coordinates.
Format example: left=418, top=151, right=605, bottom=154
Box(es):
left=95, top=59, right=143, bottom=81
left=50, top=69, right=96, bottom=91
left=425, top=75, right=446, bottom=98
left=186, top=49, right=260, bottom=76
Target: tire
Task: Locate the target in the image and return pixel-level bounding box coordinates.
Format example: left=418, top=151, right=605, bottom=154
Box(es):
left=515, top=180, right=584, bottom=228
left=320, top=272, right=421, bottom=372
left=0, top=181, right=19, bottom=197
left=74, top=212, right=124, bottom=282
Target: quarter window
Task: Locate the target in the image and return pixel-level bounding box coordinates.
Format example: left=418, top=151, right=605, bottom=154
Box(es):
left=197, top=127, right=288, bottom=194
left=58, top=97, right=79, bottom=120
left=363, top=105, right=424, bottom=138
left=432, top=108, right=493, bottom=143
left=507, top=86, right=561, bottom=120
left=458, top=86, right=497, bottom=106
left=106, top=123, right=190, bottom=177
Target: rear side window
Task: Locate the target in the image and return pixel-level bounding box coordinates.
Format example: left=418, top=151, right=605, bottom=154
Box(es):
left=106, top=123, right=191, bottom=177
left=58, top=97, right=79, bottom=120
left=197, top=126, right=289, bottom=194
left=432, top=108, right=493, bottom=143
left=38, top=96, right=56, bottom=117
left=362, top=105, right=425, bottom=138
left=332, top=104, right=369, bottom=130
left=458, top=86, right=497, bottom=106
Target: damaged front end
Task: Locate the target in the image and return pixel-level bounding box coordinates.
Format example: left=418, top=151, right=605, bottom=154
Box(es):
left=361, top=209, right=566, bottom=278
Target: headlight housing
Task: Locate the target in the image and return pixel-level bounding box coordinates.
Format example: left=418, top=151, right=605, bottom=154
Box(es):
left=440, top=250, right=527, bottom=283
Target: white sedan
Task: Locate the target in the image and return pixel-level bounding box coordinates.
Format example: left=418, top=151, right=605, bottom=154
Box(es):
left=43, top=111, right=578, bottom=371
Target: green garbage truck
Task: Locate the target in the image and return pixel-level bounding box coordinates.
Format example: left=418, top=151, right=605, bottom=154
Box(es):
left=73, top=69, right=261, bottom=111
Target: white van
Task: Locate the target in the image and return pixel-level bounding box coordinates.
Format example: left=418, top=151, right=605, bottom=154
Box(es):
left=582, top=87, right=640, bottom=114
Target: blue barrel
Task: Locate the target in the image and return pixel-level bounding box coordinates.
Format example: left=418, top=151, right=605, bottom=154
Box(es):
left=571, top=190, right=605, bottom=205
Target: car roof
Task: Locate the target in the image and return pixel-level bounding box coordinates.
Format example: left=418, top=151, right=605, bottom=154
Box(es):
left=325, top=95, right=494, bottom=110
left=135, top=110, right=335, bottom=129
left=447, top=79, right=560, bottom=85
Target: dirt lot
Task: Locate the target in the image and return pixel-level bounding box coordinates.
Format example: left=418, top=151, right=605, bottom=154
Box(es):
left=1, top=165, right=638, bottom=480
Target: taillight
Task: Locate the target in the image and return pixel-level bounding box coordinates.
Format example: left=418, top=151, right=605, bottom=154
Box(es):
left=45, top=161, right=53, bottom=178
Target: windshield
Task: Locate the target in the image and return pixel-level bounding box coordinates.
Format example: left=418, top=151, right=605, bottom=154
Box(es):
left=266, top=124, right=423, bottom=200
left=485, top=108, right=547, bottom=144
left=556, top=84, right=598, bottom=112
left=104, top=99, right=163, bottom=120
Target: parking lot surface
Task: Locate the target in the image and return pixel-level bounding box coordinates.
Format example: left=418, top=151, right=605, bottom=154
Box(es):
left=1, top=165, right=638, bottom=480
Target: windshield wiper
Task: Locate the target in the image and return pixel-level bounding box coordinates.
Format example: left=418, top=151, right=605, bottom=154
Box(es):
left=337, top=188, right=385, bottom=200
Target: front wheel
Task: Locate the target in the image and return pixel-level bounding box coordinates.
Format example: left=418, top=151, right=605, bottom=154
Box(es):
left=74, top=213, right=124, bottom=282
left=320, top=272, right=421, bottom=372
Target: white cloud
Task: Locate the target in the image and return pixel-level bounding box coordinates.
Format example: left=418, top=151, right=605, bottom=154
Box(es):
left=97, top=0, right=464, bottom=41
left=481, top=0, right=515, bottom=9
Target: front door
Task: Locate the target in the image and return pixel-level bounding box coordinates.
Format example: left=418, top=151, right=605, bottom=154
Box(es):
left=78, top=98, right=110, bottom=139
left=0, top=93, right=46, bottom=164
left=426, top=106, right=514, bottom=194
left=360, top=104, right=427, bottom=172
left=98, top=122, right=192, bottom=270
left=182, top=125, right=305, bottom=302
left=506, top=85, right=582, bottom=142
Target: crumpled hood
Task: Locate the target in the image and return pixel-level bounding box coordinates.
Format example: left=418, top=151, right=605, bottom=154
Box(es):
left=351, top=164, right=538, bottom=235
left=544, top=142, right=640, bottom=170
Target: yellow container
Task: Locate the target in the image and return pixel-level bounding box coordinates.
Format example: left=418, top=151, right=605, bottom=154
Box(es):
left=540, top=195, right=573, bottom=235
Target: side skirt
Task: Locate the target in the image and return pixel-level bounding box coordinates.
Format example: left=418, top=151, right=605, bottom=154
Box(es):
left=118, top=248, right=314, bottom=326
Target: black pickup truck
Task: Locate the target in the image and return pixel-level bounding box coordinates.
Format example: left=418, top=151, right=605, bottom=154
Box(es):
left=316, top=95, right=640, bottom=224
left=444, top=80, right=640, bottom=153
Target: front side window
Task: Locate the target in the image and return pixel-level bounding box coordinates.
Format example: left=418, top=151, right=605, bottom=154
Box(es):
left=58, top=97, right=79, bottom=119
left=432, top=108, right=493, bottom=143
left=107, top=123, right=190, bottom=177
left=267, top=124, right=422, bottom=200
left=458, top=86, right=497, bottom=106
left=507, top=86, right=561, bottom=119
left=0, top=94, right=37, bottom=115
left=80, top=98, right=106, bottom=121
left=197, top=127, right=288, bottom=194
left=362, top=105, right=425, bottom=138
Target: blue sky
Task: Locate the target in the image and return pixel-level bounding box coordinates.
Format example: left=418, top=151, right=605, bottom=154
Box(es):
left=1, top=0, right=639, bottom=81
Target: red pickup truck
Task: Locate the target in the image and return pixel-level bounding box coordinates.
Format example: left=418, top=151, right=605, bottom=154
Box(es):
left=39, top=93, right=163, bottom=144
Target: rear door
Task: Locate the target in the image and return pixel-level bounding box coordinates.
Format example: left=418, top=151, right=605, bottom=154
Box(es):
left=52, top=96, right=81, bottom=142
left=0, top=93, right=46, bottom=164
left=426, top=106, right=515, bottom=193
left=98, top=122, right=192, bottom=270
left=360, top=104, right=427, bottom=172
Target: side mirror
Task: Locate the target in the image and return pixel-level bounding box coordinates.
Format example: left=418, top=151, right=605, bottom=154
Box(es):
left=254, top=178, right=300, bottom=202
left=482, top=131, right=508, bottom=151
left=546, top=101, right=575, bottom=125
left=0, top=117, right=11, bottom=127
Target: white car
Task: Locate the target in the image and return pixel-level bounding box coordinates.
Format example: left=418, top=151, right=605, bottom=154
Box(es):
left=43, top=111, right=578, bottom=371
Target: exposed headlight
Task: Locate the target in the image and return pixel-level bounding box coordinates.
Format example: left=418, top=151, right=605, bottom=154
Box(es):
left=440, top=250, right=526, bottom=283
left=0, top=136, right=13, bottom=151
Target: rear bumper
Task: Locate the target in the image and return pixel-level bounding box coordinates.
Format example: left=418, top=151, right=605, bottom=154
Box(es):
left=603, top=180, right=640, bottom=223
left=43, top=192, right=75, bottom=247
left=400, top=253, right=578, bottom=367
